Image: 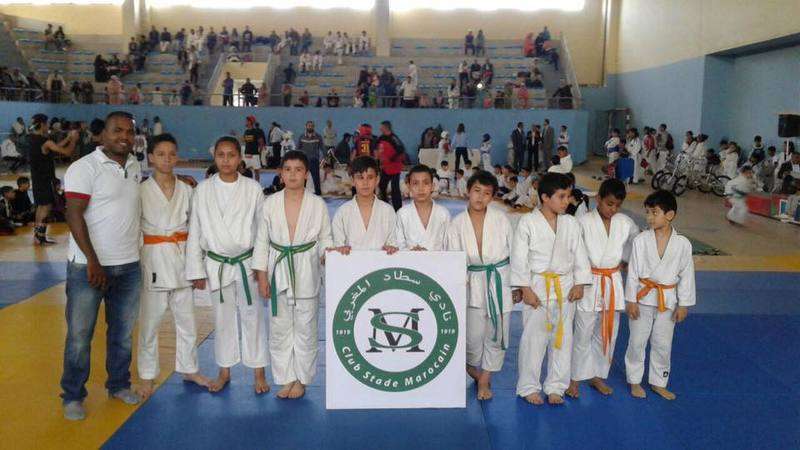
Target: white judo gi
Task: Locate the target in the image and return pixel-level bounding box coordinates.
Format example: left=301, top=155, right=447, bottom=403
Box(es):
left=390, top=200, right=451, bottom=251
left=137, top=177, right=199, bottom=380
left=626, top=137, right=644, bottom=182
left=186, top=174, right=268, bottom=369
left=252, top=190, right=332, bottom=385
left=511, top=209, right=592, bottom=397
left=572, top=210, right=639, bottom=382
left=624, top=229, right=695, bottom=388
left=447, top=206, right=514, bottom=372
left=725, top=174, right=753, bottom=224
left=332, top=196, right=396, bottom=250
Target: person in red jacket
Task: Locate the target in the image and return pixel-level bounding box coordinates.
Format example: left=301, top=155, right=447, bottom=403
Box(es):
left=351, top=123, right=377, bottom=161
left=377, top=120, right=405, bottom=211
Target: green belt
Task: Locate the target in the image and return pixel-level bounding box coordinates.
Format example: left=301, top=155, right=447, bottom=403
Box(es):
left=467, top=257, right=510, bottom=350
left=269, top=240, right=317, bottom=317
left=206, top=248, right=254, bottom=305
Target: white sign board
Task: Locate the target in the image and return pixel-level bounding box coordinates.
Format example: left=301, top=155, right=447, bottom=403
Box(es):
left=325, top=251, right=466, bottom=410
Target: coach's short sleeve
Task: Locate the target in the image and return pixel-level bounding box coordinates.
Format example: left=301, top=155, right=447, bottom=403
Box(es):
left=64, top=158, right=95, bottom=200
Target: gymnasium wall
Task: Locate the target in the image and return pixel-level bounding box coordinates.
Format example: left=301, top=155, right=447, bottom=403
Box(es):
left=603, top=0, right=800, bottom=150
left=0, top=102, right=589, bottom=163
left=0, top=4, right=123, bottom=36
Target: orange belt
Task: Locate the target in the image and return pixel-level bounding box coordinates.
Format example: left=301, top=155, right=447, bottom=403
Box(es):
left=636, top=278, right=677, bottom=313
left=143, top=231, right=189, bottom=245
left=591, top=265, right=621, bottom=357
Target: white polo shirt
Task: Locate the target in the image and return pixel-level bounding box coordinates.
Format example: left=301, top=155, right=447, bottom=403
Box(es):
left=64, top=148, right=142, bottom=266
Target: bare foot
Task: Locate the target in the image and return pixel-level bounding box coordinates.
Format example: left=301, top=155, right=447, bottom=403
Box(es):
left=254, top=368, right=270, bottom=395
left=208, top=368, right=231, bottom=393
left=477, top=372, right=493, bottom=400
left=276, top=381, right=296, bottom=399
left=466, top=365, right=481, bottom=383
left=630, top=383, right=646, bottom=398
left=523, top=392, right=544, bottom=405
left=183, top=372, right=211, bottom=388
left=287, top=382, right=306, bottom=399
left=651, top=385, right=676, bottom=400
left=548, top=394, right=564, bottom=405
left=589, top=377, right=613, bottom=396
left=565, top=380, right=580, bottom=398
left=136, top=379, right=155, bottom=399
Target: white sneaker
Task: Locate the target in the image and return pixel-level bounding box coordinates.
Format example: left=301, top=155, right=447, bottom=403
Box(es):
left=109, top=388, right=141, bottom=405
left=63, top=401, right=86, bottom=421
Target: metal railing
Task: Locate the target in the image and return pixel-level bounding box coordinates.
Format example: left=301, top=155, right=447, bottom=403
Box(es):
left=557, top=32, right=582, bottom=109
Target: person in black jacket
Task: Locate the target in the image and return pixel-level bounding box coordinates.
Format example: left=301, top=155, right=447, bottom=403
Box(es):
left=511, top=122, right=526, bottom=172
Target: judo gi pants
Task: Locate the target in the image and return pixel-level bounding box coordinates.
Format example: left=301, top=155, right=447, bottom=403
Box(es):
left=269, top=294, right=318, bottom=385
left=137, top=286, right=199, bottom=380
left=624, top=304, right=675, bottom=387
left=571, top=310, right=619, bottom=381
left=467, top=307, right=510, bottom=372
left=213, top=275, right=269, bottom=369
left=516, top=301, right=575, bottom=397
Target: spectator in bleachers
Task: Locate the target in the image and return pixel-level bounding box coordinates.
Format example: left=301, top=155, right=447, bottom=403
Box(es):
left=222, top=72, right=234, bottom=106
left=207, top=27, right=218, bottom=54
left=326, top=89, right=341, bottom=108
left=148, top=26, right=159, bottom=51
left=188, top=46, right=200, bottom=86
left=343, top=32, right=354, bottom=55
left=433, top=90, right=446, bottom=108
left=69, top=81, right=81, bottom=104
left=239, top=78, right=257, bottom=106
left=231, top=28, right=241, bottom=51
left=312, top=51, right=323, bottom=73
left=552, top=79, right=573, bottom=109
left=151, top=86, right=164, bottom=106
left=299, top=50, right=312, bottom=73
left=476, top=29, right=486, bottom=56
left=447, top=79, right=459, bottom=109
left=219, top=26, right=229, bottom=49
left=407, top=60, right=418, bottom=87
left=179, top=80, right=193, bottom=105
left=44, top=24, right=55, bottom=51
left=46, top=70, right=66, bottom=103
left=458, top=60, right=469, bottom=90
left=401, top=76, right=417, bottom=108
left=379, top=67, right=394, bottom=107
left=79, top=81, right=93, bottom=104
left=129, top=83, right=142, bottom=105
left=523, top=33, right=535, bottom=57
left=334, top=31, right=345, bottom=64
left=160, top=27, right=172, bottom=53
left=482, top=58, right=494, bottom=86
left=175, top=28, right=186, bottom=50
left=469, top=59, right=481, bottom=82
left=357, top=31, right=370, bottom=55
left=289, top=28, right=301, bottom=55
left=301, top=28, right=313, bottom=54
left=284, top=62, right=297, bottom=84
left=107, top=75, right=124, bottom=105
left=53, top=26, right=70, bottom=51
left=465, top=30, right=475, bottom=56
left=281, top=83, right=293, bottom=106
left=324, top=31, right=335, bottom=54
left=243, top=26, right=254, bottom=52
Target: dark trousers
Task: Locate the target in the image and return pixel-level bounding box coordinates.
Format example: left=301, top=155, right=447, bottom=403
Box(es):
left=455, top=147, right=469, bottom=172
left=309, top=157, right=321, bottom=194
left=222, top=94, right=233, bottom=106
left=514, top=146, right=525, bottom=172
left=379, top=171, right=402, bottom=211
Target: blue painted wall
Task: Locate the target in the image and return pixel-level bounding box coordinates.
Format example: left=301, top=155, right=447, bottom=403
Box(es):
left=0, top=102, right=590, bottom=165
left=612, top=57, right=706, bottom=138
left=725, top=45, right=800, bottom=149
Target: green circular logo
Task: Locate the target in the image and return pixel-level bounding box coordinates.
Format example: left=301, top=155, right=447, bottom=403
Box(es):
left=333, top=267, right=458, bottom=392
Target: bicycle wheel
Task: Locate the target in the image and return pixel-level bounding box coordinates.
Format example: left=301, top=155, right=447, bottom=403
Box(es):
left=651, top=170, right=665, bottom=190
left=672, top=175, right=688, bottom=196
left=712, top=175, right=730, bottom=197
left=660, top=173, right=677, bottom=192
left=698, top=175, right=713, bottom=193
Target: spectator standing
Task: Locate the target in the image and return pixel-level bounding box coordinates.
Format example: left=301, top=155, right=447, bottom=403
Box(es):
left=465, top=30, right=475, bottom=55
left=222, top=72, right=234, bottom=106
left=299, top=121, right=324, bottom=194
left=511, top=122, right=526, bottom=171
left=377, top=120, right=405, bottom=210
left=541, top=118, right=555, bottom=169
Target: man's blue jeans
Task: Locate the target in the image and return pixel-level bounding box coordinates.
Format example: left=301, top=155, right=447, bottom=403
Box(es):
left=60, top=261, right=141, bottom=403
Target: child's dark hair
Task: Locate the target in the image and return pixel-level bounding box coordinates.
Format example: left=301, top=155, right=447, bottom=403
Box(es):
left=466, top=170, right=498, bottom=194
left=564, top=171, right=576, bottom=187
left=557, top=145, right=568, bottom=153
left=455, top=169, right=464, bottom=176
left=493, top=164, right=501, bottom=170
left=406, top=164, right=434, bottom=183
left=322, top=162, right=333, bottom=169
left=441, top=161, right=449, bottom=167
left=598, top=178, right=627, bottom=201
left=507, top=176, right=518, bottom=184
left=644, top=189, right=678, bottom=214
left=282, top=150, right=309, bottom=170
left=16, top=176, right=30, bottom=186
left=148, top=133, right=177, bottom=154
left=0, top=186, right=13, bottom=196
left=214, top=135, right=241, bottom=154
left=350, top=156, right=379, bottom=176
left=538, top=172, right=572, bottom=202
